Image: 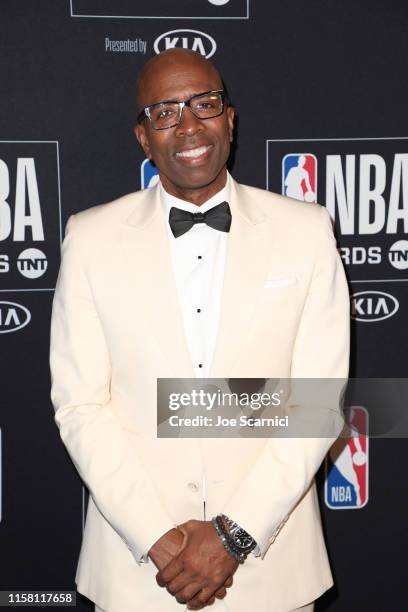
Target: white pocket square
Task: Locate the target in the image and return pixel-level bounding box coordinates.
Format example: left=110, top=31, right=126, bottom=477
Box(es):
left=264, top=277, right=299, bottom=289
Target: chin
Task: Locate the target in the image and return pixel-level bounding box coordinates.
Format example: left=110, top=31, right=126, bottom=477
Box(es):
left=176, top=168, right=225, bottom=190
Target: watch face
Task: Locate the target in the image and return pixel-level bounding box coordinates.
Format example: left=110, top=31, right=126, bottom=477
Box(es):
left=233, top=528, right=255, bottom=550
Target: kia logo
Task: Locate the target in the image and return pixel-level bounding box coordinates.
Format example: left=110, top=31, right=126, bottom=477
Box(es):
left=154, top=29, right=217, bottom=59
left=0, top=301, right=31, bottom=333
left=351, top=291, right=399, bottom=322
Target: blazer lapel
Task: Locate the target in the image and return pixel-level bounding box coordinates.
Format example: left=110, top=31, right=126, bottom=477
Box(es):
left=121, top=185, right=195, bottom=378
left=209, top=179, right=279, bottom=377
left=120, top=179, right=279, bottom=379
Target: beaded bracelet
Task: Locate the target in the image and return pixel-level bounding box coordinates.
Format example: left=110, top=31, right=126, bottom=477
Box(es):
left=211, top=515, right=246, bottom=563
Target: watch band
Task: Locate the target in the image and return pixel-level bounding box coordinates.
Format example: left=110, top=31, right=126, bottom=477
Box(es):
left=211, top=516, right=246, bottom=563
left=220, top=514, right=257, bottom=554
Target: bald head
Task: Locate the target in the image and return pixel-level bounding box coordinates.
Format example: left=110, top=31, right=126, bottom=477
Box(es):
left=136, top=49, right=223, bottom=113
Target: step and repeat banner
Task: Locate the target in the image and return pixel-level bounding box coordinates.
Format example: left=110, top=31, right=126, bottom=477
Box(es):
left=0, top=2, right=407, bottom=610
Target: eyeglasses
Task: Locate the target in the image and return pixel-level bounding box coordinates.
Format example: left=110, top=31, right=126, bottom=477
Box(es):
left=137, top=90, right=226, bottom=130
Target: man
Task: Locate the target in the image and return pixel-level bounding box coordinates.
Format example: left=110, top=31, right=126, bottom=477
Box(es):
left=50, top=49, right=349, bottom=612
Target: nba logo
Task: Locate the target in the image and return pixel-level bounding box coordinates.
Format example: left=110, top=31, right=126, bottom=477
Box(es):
left=141, top=159, right=159, bottom=189
left=325, top=406, right=369, bottom=509
left=282, top=153, right=317, bottom=203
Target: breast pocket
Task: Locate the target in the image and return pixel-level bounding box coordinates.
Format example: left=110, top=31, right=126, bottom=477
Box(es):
left=259, top=277, right=300, bottom=306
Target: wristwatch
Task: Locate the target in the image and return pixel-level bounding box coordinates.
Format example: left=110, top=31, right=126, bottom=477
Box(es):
left=220, top=514, right=257, bottom=555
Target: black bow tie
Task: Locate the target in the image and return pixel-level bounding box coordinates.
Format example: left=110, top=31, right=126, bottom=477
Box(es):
left=169, top=201, right=232, bottom=238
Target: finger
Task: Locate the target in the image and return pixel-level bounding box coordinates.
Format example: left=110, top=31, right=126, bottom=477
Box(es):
left=201, top=596, right=216, bottom=608
left=223, top=575, right=233, bottom=588
left=186, top=586, right=217, bottom=610
left=177, top=523, right=189, bottom=539
left=187, top=598, right=214, bottom=610
left=156, top=556, right=184, bottom=587
left=214, top=587, right=227, bottom=599
left=187, top=595, right=215, bottom=611
left=173, top=580, right=205, bottom=604
left=175, top=525, right=189, bottom=553
left=168, top=572, right=201, bottom=596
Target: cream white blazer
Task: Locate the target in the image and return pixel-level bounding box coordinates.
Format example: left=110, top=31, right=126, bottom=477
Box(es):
left=49, top=178, right=350, bottom=612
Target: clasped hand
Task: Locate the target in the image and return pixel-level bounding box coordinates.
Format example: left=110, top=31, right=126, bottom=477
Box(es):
left=154, top=519, right=239, bottom=609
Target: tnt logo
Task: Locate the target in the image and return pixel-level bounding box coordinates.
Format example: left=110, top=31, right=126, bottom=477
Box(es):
left=282, top=153, right=317, bottom=203
left=141, top=159, right=159, bottom=190
left=17, top=248, right=48, bottom=278
left=325, top=406, right=369, bottom=509
left=389, top=240, right=408, bottom=270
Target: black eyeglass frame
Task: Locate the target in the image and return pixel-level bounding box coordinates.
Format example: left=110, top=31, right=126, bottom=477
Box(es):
left=137, top=89, right=227, bottom=130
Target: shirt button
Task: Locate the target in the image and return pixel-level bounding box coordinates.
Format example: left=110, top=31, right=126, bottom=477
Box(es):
left=197, top=308, right=201, bottom=313
left=197, top=255, right=202, bottom=259
left=188, top=482, right=199, bottom=492
left=198, top=364, right=203, bottom=368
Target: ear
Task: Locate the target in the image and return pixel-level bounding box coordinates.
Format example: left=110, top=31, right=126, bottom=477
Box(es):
left=226, top=106, right=235, bottom=143
left=134, top=123, right=152, bottom=160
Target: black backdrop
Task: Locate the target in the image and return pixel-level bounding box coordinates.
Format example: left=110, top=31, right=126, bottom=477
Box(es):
left=1, top=1, right=407, bottom=610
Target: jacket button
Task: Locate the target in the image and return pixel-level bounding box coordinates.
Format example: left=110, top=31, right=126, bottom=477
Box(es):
left=187, top=482, right=199, bottom=492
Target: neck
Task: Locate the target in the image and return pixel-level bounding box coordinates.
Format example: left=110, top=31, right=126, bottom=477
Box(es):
left=160, top=167, right=227, bottom=206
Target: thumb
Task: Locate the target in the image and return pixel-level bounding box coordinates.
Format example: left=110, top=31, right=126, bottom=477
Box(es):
left=176, top=524, right=189, bottom=553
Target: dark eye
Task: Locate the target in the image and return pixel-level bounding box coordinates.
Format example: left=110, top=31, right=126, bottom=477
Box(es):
left=197, top=102, right=214, bottom=108
left=151, top=105, right=178, bottom=122
left=158, top=109, right=175, bottom=119
left=196, top=100, right=216, bottom=110
left=154, top=108, right=175, bottom=120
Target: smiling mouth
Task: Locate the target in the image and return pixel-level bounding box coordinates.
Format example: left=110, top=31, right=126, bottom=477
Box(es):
left=175, top=145, right=212, bottom=159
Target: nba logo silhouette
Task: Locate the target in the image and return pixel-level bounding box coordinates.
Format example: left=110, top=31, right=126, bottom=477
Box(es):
left=282, top=153, right=317, bottom=203
left=141, top=159, right=159, bottom=189
left=325, top=406, right=369, bottom=509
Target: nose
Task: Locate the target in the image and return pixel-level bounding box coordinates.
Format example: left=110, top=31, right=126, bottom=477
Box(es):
left=175, top=106, right=204, bottom=137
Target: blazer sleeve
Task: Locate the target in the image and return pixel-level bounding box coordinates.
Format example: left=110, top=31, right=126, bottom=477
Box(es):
left=49, top=214, right=176, bottom=564
left=221, top=205, right=350, bottom=559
